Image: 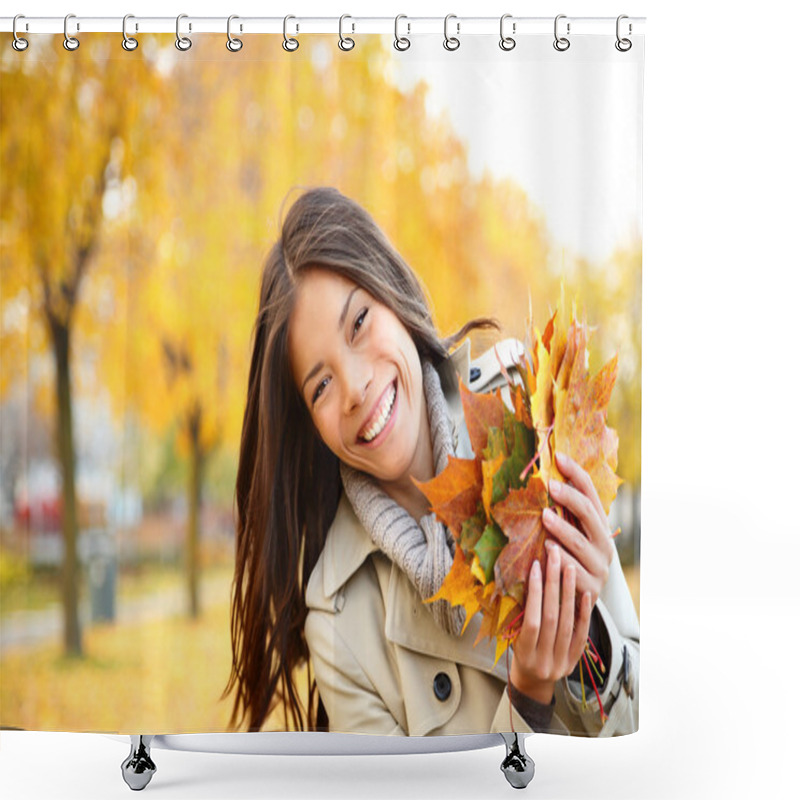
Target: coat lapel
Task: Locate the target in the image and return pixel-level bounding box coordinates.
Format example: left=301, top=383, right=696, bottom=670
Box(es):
left=384, top=563, right=509, bottom=681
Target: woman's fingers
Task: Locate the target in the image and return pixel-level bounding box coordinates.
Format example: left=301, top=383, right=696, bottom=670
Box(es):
left=554, top=452, right=606, bottom=525
left=536, top=543, right=561, bottom=657
left=522, top=558, right=543, bottom=650
left=547, top=477, right=603, bottom=543
left=542, top=505, right=608, bottom=575
left=553, top=563, right=576, bottom=669
left=546, top=538, right=605, bottom=605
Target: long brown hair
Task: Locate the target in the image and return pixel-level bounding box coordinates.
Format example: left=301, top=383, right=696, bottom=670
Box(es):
left=222, top=187, right=497, bottom=731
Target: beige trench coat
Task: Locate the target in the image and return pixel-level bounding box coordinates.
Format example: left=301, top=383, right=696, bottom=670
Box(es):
left=305, top=338, right=640, bottom=737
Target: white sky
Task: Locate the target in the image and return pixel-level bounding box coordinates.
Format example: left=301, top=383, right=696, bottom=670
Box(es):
left=390, top=34, right=644, bottom=263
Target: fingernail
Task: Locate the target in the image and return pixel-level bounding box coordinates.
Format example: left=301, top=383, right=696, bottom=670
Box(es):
left=543, top=507, right=554, bottom=524
left=556, top=451, right=569, bottom=466
left=533, top=560, right=541, bottom=579
left=549, top=479, right=560, bottom=496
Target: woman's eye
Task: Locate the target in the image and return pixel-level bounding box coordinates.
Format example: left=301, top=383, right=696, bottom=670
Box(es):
left=353, top=308, right=368, bottom=337
left=312, top=377, right=329, bottom=405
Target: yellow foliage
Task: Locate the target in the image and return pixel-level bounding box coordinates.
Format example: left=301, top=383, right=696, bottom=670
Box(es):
left=2, top=32, right=640, bottom=481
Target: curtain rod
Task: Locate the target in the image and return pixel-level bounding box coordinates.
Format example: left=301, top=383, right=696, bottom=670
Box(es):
left=1, top=16, right=645, bottom=36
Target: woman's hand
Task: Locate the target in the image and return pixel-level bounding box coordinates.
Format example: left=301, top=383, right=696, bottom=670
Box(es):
left=509, top=543, right=592, bottom=704
left=542, top=451, right=616, bottom=606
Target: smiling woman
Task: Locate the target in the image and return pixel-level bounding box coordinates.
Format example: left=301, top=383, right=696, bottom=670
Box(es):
left=222, top=187, right=639, bottom=740
left=289, top=270, right=434, bottom=520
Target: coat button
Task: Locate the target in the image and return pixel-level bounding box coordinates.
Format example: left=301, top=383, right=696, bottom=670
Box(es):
left=433, top=672, right=452, bottom=701
left=469, top=367, right=481, bottom=383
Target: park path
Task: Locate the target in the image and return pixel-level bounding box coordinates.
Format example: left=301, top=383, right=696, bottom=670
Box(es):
left=0, top=573, right=232, bottom=655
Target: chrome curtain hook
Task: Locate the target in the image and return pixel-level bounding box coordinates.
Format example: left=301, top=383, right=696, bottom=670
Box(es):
left=63, top=13, right=80, bottom=51
left=283, top=15, right=299, bottom=51
left=122, top=14, right=139, bottom=51
left=553, top=14, right=570, bottom=52
left=499, top=14, right=516, bottom=51
left=175, top=13, right=192, bottom=51
left=227, top=15, right=243, bottom=52
left=443, top=14, right=460, bottom=51
left=12, top=14, right=29, bottom=51
left=339, top=14, right=355, bottom=51
left=394, top=14, right=410, bottom=51
left=615, top=14, right=632, bottom=51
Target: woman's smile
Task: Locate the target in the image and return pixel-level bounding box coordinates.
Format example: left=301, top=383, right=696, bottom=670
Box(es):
left=357, top=378, right=398, bottom=446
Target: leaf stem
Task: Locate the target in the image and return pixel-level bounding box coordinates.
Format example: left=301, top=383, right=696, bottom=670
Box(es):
left=582, top=651, right=607, bottom=722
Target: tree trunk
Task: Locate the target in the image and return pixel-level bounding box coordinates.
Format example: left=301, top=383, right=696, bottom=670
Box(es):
left=186, top=409, right=204, bottom=619
left=52, top=319, right=83, bottom=658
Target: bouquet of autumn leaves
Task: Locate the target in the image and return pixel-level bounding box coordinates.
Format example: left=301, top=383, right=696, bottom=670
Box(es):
left=415, top=297, right=622, bottom=715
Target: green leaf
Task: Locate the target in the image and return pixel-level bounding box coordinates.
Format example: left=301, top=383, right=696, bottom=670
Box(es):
left=483, top=426, right=507, bottom=461
left=474, top=522, right=507, bottom=581
left=459, top=510, right=487, bottom=552
left=484, top=411, right=537, bottom=507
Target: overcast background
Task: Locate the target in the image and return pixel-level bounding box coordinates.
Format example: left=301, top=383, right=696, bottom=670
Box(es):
left=2, top=2, right=798, bottom=799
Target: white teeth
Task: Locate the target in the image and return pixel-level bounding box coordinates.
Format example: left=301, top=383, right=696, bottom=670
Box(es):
left=362, top=383, right=397, bottom=442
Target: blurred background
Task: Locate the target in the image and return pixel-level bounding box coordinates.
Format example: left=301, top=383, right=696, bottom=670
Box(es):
left=0, top=33, right=641, bottom=733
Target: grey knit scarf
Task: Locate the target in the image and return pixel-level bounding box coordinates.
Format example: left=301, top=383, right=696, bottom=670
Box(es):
left=340, top=360, right=466, bottom=637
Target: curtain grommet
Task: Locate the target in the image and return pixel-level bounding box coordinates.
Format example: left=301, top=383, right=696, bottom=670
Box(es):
left=175, top=13, right=192, bottom=51
left=63, top=13, right=80, bottom=51
left=338, top=15, right=355, bottom=51
left=122, top=14, right=139, bottom=51
left=394, top=14, right=411, bottom=51
left=499, top=14, right=516, bottom=51
left=553, top=14, right=570, bottom=52
left=282, top=15, right=299, bottom=51
left=12, top=15, right=29, bottom=51
left=443, top=14, right=460, bottom=51
left=226, top=15, right=243, bottom=52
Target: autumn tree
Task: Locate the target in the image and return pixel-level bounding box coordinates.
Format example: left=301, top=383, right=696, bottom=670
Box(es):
left=1, top=36, right=166, bottom=656
left=3, top=33, right=642, bottom=637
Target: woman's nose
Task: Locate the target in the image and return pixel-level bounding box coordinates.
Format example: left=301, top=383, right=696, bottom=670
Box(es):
left=342, top=359, right=371, bottom=413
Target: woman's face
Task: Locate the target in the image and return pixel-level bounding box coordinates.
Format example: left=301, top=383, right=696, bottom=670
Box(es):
left=288, top=268, right=427, bottom=484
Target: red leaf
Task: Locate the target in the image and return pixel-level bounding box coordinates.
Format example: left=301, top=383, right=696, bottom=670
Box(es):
left=492, top=475, right=550, bottom=604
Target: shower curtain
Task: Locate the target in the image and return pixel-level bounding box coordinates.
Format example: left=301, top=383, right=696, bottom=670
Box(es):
left=0, top=21, right=643, bottom=739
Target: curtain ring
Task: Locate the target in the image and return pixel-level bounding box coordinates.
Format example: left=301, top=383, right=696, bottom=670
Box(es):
left=63, top=13, right=80, bottom=51
left=122, top=14, right=138, bottom=51
left=175, top=13, right=192, bottom=51
left=283, top=15, right=299, bottom=51
left=394, top=15, right=411, bottom=51
left=443, top=14, right=460, bottom=51
left=339, top=15, right=355, bottom=51
left=553, top=14, right=570, bottom=51
left=12, top=15, right=29, bottom=52
left=226, top=15, right=243, bottom=52
left=615, top=15, right=632, bottom=52
left=499, top=14, right=516, bottom=51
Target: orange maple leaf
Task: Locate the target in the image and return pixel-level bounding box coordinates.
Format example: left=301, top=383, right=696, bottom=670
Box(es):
left=413, top=456, right=482, bottom=539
